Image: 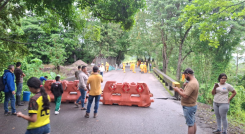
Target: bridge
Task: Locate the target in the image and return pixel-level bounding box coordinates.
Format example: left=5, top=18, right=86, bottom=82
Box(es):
left=0, top=66, right=212, bottom=134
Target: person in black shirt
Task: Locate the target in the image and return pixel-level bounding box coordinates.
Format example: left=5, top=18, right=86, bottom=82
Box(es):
left=50, top=76, right=63, bottom=115
left=14, top=62, right=25, bottom=106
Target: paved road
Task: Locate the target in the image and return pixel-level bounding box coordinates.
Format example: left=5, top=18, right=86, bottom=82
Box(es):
left=0, top=66, right=211, bottom=134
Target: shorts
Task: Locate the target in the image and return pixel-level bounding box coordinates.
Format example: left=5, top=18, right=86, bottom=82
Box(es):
left=25, top=124, right=50, bottom=134
left=183, top=105, right=197, bottom=126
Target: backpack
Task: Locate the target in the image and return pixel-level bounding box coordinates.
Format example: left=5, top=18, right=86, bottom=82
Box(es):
left=0, top=75, right=5, bottom=92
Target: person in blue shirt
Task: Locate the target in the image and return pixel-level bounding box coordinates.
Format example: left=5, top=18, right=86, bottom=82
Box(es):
left=3, top=65, right=16, bottom=115
left=39, top=76, right=48, bottom=85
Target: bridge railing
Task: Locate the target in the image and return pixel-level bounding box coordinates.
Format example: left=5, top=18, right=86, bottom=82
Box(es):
left=153, top=67, right=181, bottom=100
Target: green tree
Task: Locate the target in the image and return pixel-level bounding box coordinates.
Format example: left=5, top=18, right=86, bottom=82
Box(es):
left=181, top=0, right=245, bottom=47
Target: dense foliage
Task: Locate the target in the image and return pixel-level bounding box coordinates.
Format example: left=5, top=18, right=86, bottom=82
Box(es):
left=127, top=0, right=245, bottom=123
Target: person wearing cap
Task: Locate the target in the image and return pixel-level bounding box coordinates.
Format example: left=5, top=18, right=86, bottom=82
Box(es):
left=123, top=63, right=126, bottom=73
left=144, top=62, right=147, bottom=73
left=84, top=66, right=103, bottom=118
left=139, top=63, right=143, bottom=73
left=173, top=68, right=199, bottom=134
left=132, top=62, right=136, bottom=73
left=99, top=63, right=105, bottom=77
left=105, top=62, right=109, bottom=72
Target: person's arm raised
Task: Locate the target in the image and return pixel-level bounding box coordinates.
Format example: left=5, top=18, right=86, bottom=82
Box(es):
left=212, top=83, right=219, bottom=95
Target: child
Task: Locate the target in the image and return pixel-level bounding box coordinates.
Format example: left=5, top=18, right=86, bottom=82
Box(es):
left=50, top=76, right=63, bottom=115
left=39, top=76, right=48, bottom=85
left=16, top=77, right=51, bottom=134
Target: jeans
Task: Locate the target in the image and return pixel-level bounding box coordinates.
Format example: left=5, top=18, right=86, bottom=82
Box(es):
left=25, top=123, right=50, bottom=134
left=100, top=72, right=103, bottom=77
left=76, top=88, right=87, bottom=108
left=182, top=105, right=197, bottom=126
left=86, top=95, right=101, bottom=113
left=4, top=92, right=16, bottom=113
left=213, top=102, right=229, bottom=133
left=16, top=83, right=23, bottom=96
left=55, top=96, right=62, bottom=111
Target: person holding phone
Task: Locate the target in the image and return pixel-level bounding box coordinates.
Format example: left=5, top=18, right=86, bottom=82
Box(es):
left=173, top=68, right=199, bottom=134
left=212, top=73, right=237, bottom=134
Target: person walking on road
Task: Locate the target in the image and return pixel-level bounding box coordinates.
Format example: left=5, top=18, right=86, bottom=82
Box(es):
left=99, top=63, right=105, bottom=77
left=14, top=62, right=25, bottom=106
left=212, top=74, right=236, bottom=134
left=85, top=66, right=103, bottom=118
left=173, top=68, right=199, bottom=134
left=74, top=66, right=89, bottom=110
left=123, top=63, right=126, bottom=73
left=3, top=65, right=16, bottom=115
left=75, top=66, right=82, bottom=80
left=149, top=63, right=152, bottom=71
left=51, top=76, right=63, bottom=115
left=106, top=62, right=109, bottom=72
left=17, top=77, right=51, bottom=134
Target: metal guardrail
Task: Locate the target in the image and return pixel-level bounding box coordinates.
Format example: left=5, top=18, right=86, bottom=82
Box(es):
left=153, top=67, right=181, bottom=100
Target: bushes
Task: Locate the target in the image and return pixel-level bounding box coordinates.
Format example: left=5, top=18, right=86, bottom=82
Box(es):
left=229, top=86, right=245, bottom=121
left=0, top=58, right=65, bottom=102
left=197, top=84, right=213, bottom=104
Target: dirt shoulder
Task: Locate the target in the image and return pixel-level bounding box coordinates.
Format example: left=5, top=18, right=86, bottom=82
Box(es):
left=42, top=60, right=92, bottom=78
left=196, top=102, right=245, bottom=134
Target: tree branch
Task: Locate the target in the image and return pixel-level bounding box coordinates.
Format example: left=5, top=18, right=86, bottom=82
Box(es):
left=0, top=38, right=29, bottom=44
left=0, top=0, right=9, bottom=11
left=182, top=50, right=193, bottom=62
left=216, top=1, right=245, bottom=15
left=0, top=38, right=45, bottom=45
left=180, top=26, right=192, bottom=45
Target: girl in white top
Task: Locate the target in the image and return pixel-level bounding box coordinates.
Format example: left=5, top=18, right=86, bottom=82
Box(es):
left=212, top=73, right=237, bottom=134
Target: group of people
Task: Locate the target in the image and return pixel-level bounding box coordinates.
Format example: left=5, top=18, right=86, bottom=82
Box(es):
left=120, top=61, right=152, bottom=73
left=73, top=65, right=103, bottom=118
left=94, top=62, right=109, bottom=77
left=2, top=62, right=237, bottom=134
left=3, top=62, right=103, bottom=133
left=3, top=62, right=47, bottom=115
left=173, top=68, right=237, bottom=134
left=139, top=62, right=149, bottom=73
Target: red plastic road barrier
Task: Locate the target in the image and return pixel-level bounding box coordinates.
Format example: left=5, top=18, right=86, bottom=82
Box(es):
left=100, top=81, right=154, bottom=107
left=44, top=80, right=88, bottom=103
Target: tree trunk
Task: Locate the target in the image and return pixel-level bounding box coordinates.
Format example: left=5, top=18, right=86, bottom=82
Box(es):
left=73, top=53, right=77, bottom=62
left=162, top=48, right=168, bottom=73
left=176, top=26, right=192, bottom=81
left=176, top=43, right=183, bottom=81
left=236, top=53, right=238, bottom=76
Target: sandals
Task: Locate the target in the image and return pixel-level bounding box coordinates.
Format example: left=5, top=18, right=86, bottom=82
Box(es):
left=81, top=108, right=87, bottom=110
left=4, top=112, right=11, bottom=116
left=94, top=113, right=97, bottom=118
left=74, top=102, right=79, bottom=108
left=84, top=113, right=89, bottom=118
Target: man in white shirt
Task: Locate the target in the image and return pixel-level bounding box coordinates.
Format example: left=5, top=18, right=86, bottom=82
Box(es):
left=99, top=63, right=105, bottom=77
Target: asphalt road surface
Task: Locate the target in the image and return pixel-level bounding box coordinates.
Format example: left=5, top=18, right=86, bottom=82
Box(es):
left=0, top=66, right=211, bottom=134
